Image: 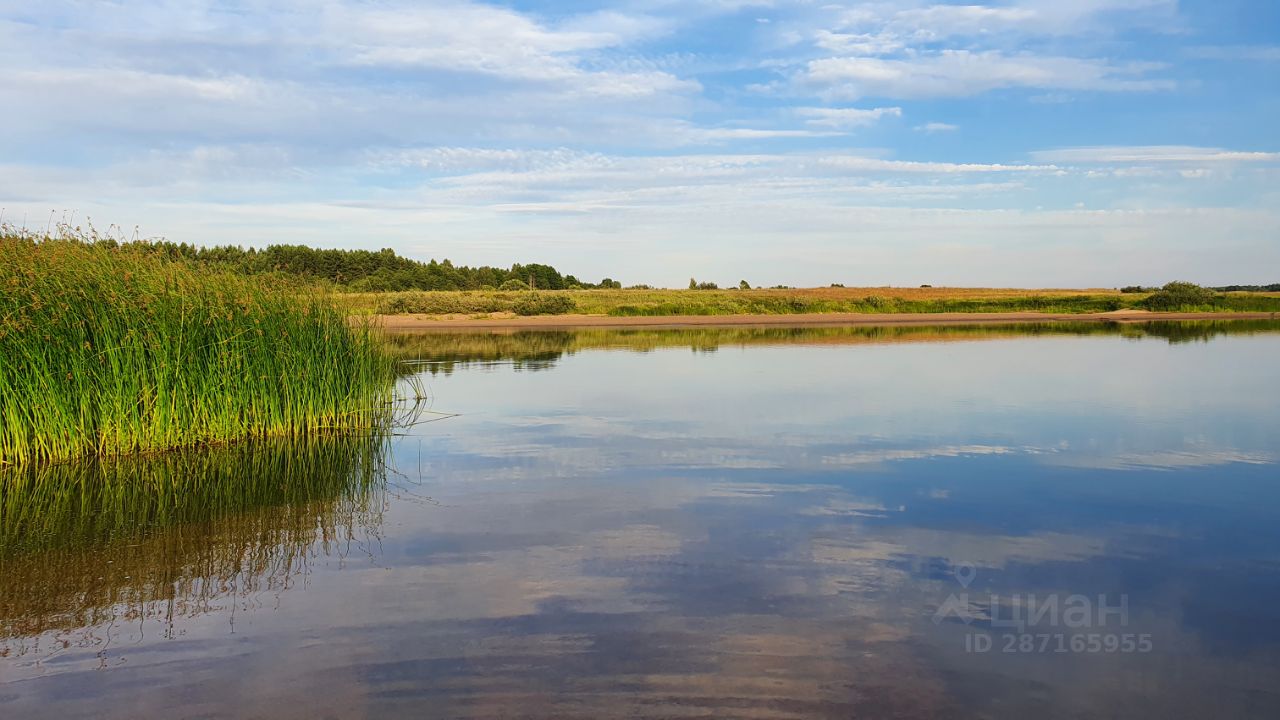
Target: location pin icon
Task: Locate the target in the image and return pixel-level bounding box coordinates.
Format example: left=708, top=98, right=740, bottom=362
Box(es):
left=954, top=563, right=977, bottom=589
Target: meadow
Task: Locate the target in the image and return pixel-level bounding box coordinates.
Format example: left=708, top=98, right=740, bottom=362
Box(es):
left=0, top=228, right=396, bottom=467
left=352, top=284, right=1280, bottom=318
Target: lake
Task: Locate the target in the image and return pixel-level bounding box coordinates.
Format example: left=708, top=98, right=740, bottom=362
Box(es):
left=3, top=321, right=1280, bottom=718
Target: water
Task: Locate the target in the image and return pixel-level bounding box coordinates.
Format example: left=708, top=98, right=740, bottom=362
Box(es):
left=3, top=322, right=1280, bottom=718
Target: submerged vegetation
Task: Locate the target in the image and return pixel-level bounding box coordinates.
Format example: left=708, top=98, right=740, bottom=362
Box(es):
left=0, top=226, right=396, bottom=467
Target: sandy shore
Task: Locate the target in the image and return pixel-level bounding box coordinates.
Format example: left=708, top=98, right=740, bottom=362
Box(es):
left=374, top=310, right=1279, bottom=331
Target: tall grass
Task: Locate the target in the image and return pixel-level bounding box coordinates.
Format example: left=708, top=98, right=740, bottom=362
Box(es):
left=0, top=227, right=396, bottom=466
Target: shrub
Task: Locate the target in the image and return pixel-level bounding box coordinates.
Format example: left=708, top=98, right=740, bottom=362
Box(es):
left=499, top=279, right=528, bottom=291
left=513, top=293, right=576, bottom=316
left=1120, top=285, right=1147, bottom=294
left=1139, top=281, right=1219, bottom=311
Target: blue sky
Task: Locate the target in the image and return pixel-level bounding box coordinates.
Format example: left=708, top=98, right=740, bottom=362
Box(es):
left=1, top=0, right=1277, bottom=286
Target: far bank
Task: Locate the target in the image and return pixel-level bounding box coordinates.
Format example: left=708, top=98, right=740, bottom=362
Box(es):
left=373, top=310, right=1280, bottom=331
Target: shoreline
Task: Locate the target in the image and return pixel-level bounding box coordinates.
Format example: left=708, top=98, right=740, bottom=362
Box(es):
left=374, top=310, right=1280, bottom=331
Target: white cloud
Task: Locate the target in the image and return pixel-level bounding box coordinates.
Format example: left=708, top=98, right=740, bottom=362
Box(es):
left=814, top=30, right=906, bottom=56
left=914, top=122, right=957, bottom=134
left=0, top=1, right=702, bottom=151
left=803, top=51, right=1172, bottom=100
left=831, top=0, right=1178, bottom=42
left=796, top=1, right=1179, bottom=100
left=1031, top=146, right=1280, bottom=163
left=690, top=127, right=845, bottom=140
left=796, top=106, right=902, bottom=128
left=817, top=156, right=1058, bottom=174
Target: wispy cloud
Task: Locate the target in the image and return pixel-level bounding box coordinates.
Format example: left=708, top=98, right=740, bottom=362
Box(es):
left=1031, top=146, right=1280, bottom=163
left=796, top=106, right=902, bottom=128
left=803, top=52, right=1172, bottom=100
left=915, top=122, right=958, bottom=134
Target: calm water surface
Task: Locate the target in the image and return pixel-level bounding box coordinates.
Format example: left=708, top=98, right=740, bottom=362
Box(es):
left=3, top=322, right=1280, bottom=718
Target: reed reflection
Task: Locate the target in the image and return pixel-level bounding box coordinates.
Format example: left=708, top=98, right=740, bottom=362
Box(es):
left=0, top=434, right=390, bottom=661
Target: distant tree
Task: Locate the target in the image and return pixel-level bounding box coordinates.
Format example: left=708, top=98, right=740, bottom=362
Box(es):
left=830, top=283, right=844, bottom=288
left=739, top=280, right=751, bottom=290
left=599, top=278, right=622, bottom=289
left=919, top=284, right=932, bottom=288
left=689, top=277, right=698, bottom=290
left=1120, top=286, right=1147, bottom=294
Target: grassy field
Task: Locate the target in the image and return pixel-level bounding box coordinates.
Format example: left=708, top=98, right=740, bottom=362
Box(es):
left=0, top=229, right=396, bottom=467
left=349, top=285, right=1280, bottom=318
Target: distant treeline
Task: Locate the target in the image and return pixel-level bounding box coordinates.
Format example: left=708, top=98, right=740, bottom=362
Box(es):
left=124, top=240, right=621, bottom=291
left=1212, top=284, right=1280, bottom=292
left=1123, top=283, right=1280, bottom=293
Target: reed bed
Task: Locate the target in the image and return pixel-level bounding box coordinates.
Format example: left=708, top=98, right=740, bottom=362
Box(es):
left=0, top=228, right=396, bottom=466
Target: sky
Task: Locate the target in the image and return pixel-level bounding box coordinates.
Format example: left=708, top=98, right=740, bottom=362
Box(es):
left=1, top=0, right=1277, bottom=287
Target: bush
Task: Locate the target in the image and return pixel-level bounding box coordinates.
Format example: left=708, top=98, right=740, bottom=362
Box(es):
left=375, top=292, right=507, bottom=315
left=513, top=293, right=576, bottom=316
left=499, top=279, right=528, bottom=291
left=1120, top=285, right=1147, bottom=294
left=1139, top=282, right=1219, bottom=310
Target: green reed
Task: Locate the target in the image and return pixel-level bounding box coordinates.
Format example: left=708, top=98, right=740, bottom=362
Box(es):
left=0, top=228, right=396, bottom=466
